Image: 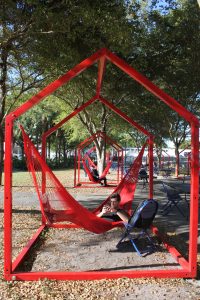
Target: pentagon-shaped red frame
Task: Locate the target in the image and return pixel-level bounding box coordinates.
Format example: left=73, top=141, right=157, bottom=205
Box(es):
left=4, top=48, right=199, bottom=280
left=74, top=131, right=124, bottom=187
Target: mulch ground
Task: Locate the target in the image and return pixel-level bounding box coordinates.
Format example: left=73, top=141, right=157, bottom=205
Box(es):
left=0, top=169, right=200, bottom=299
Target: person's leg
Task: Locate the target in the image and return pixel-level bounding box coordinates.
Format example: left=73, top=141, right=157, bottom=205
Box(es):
left=99, top=176, right=107, bottom=186
left=103, top=177, right=107, bottom=186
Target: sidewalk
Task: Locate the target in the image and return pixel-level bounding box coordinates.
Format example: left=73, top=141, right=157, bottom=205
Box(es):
left=1, top=179, right=199, bottom=244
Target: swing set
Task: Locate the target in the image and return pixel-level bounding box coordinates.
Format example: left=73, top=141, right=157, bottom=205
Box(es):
left=4, top=48, right=199, bottom=281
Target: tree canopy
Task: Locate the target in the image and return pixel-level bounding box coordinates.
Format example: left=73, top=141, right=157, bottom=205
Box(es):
left=1, top=0, right=200, bottom=177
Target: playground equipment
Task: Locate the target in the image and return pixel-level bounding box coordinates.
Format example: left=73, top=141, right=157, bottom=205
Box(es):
left=21, top=124, right=146, bottom=228
left=4, top=48, right=199, bottom=280
left=74, top=131, right=124, bottom=187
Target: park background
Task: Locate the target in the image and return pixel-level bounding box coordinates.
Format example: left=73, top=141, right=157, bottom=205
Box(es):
left=0, top=0, right=200, bottom=299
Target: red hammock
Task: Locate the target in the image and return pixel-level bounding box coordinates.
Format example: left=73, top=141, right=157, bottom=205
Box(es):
left=84, top=146, right=97, bottom=169
left=84, top=153, right=97, bottom=169
left=21, top=126, right=146, bottom=234
left=83, top=149, right=113, bottom=177
left=82, top=157, right=112, bottom=183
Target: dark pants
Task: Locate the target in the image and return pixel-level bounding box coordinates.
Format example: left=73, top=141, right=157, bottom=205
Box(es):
left=93, top=176, right=107, bottom=186
left=102, top=214, right=121, bottom=222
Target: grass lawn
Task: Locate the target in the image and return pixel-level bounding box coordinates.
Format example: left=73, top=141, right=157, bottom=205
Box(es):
left=1, top=169, right=73, bottom=187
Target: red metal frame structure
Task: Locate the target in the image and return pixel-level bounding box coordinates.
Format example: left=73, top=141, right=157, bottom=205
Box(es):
left=160, top=150, right=171, bottom=169
left=74, top=131, right=124, bottom=187
left=4, top=48, right=199, bottom=281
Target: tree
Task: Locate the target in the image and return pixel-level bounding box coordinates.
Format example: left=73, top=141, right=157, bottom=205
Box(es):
left=123, top=0, right=200, bottom=175
left=148, top=0, right=200, bottom=175
left=0, top=1, right=48, bottom=183
left=0, top=0, right=134, bottom=182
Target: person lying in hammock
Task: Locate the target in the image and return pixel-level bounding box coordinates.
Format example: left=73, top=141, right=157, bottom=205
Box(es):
left=91, top=166, right=108, bottom=186
left=97, top=193, right=129, bottom=222
left=138, top=166, right=148, bottom=182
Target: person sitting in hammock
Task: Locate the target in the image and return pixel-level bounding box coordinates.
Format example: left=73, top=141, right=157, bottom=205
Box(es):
left=97, top=193, right=129, bottom=222
left=138, top=166, right=148, bottom=182
left=90, top=166, right=108, bottom=186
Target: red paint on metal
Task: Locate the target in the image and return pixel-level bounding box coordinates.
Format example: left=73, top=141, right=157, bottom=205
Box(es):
left=4, top=117, right=13, bottom=278
left=12, top=225, right=45, bottom=272
left=75, top=131, right=124, bottom=187
left=96, top=56, right=106, bottom=96
left=4, top=48, right=198, bottom=280
left=148, top=137, right=154, bottom=199
left=10, top=269, right=191, bottom=281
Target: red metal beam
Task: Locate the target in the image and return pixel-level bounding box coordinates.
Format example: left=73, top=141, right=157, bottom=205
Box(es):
left=9, top=49, right=106, bottom=120
left=96, top=56, right=106, bottom=96
left=43, top=96, right=98, bottom=141
left=12, top=225, right=46, bottom=273
left=41, top=95, right=97, bottom=160
left=151, top=226, right=189, bottom=270
left=77, top=131, right=123, bottom=151
left=104, top=48, right=199, bottom=124
left=99, top=96, right=152, bottom=137
left=9, top=269, right=191, bottom=281
left=188, top=123, right=199, bottom=275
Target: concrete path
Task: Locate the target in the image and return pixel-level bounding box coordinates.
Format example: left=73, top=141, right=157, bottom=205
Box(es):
left=0, top=178, right=199, bottom=248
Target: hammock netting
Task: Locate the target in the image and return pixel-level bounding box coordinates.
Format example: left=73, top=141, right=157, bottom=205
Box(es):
left=83, top=148, right=113, bottom=178
left=21, top=126, right=146, bottom=234
left=84, top=146, right=97, bottom=169
left=84, top=153, right=97, bottom=169
left=82, top=157, right=113, bottom=182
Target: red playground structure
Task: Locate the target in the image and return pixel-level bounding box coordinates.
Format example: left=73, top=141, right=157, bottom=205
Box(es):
left=74, top=131, right=124, bottom=187
left=4, top=48, right=199, bottom=281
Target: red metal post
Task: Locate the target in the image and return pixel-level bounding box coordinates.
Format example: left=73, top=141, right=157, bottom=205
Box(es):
left=41, top=135, right=47, bottom=201
left=121, top=149, right=124, bottom=180
left=4, top=115, right=13, bottom=279
left=74, top=149, right=77, bottom=187
left=148, top=137, right=154, bottom=199
left=117, top=150, right=120, bottom=183
left=78, top=148, right=81, bottom=185
left=188, top=122, right=199, bottom=276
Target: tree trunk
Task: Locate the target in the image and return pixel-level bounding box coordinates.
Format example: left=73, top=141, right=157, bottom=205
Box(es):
left=63, top=139, right=67, bottom=166
left=0, top=45, right=9, bottom=185
left=155, top=148, right=162, bottom=170
left=48, top=138, right=51, bottom=159
left=58, top=135, right=61, bottom=165
left=96, top=150, right=104, bottom=176
left=175, top=147, right=180, bottom=177
left=55, top=143, right=58, bottom=166
left=94, top=136, right=105, bottom=176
